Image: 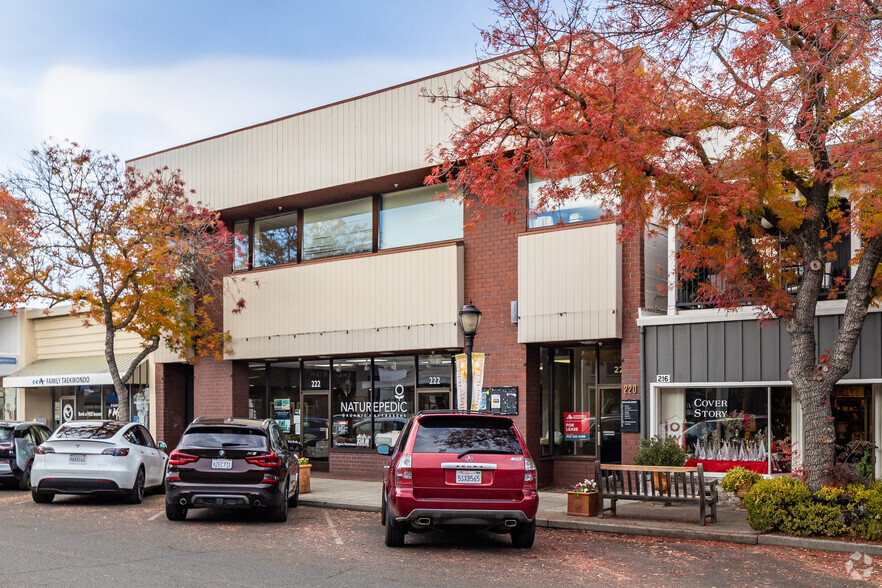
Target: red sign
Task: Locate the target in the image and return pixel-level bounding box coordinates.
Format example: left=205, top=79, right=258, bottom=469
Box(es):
left=564, top=412, right=591, bottom=439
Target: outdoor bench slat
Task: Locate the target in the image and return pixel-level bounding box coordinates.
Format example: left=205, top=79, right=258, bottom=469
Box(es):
left=595, top=462, right=718, bottom=526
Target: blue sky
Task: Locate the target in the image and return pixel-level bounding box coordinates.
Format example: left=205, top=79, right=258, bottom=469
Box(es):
left=0, top=0, right=499, bottom=171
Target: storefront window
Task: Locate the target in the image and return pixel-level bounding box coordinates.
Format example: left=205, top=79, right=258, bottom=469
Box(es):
left=379, top=184, right=463, bottom=249
left=270, top=361, right=300, bottom=436
left=771, top=387, right=793, bottom=473
left=248, top=362, right=267, bottom=419
left=254, top=212, right=298, bottom=268
left=302, top=198, right=372, bottom=261
left=417, top=354, right=452, bottom=411
left=331, top=358, right=372, bottom=448
left=78, top=387, right=102, bottom=419
left=233, top=220, right=250, bottom=271
left=528, top=173, right=605, bottom=228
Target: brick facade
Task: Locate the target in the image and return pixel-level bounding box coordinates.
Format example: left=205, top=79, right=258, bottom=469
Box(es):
left=154, top=363, right=190, bottom=451
left=329, top=448, right=389, bottom=481
left=620, top=222, right=645, bottom=466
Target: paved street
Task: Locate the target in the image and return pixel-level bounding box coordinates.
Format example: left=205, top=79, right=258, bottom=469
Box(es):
left=0, top=488, right=869, bottom=587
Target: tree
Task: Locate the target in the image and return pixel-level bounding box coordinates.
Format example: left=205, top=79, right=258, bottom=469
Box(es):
left=0, top=141, right=244, bottom=421
left=427, top=0, right=882, bottom=490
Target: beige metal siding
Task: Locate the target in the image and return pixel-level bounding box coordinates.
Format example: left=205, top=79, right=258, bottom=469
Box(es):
left=517, top=224, right=621, bottom=343
left=132, top=70, right=469, bottom=212
left=32, top=315, right=146, bottom=360
left=224, top=244, right=464, bottom=359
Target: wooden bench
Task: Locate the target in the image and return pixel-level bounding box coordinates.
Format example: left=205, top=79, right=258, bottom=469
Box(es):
left=595, top=463, right=718, bottom=526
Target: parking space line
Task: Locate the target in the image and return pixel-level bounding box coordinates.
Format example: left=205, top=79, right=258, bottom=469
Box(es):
left=148, top=510, right=164, bottom=521
left=323, top=510, right=344, bottom=545
left=14, top=498, right=32, bottom=504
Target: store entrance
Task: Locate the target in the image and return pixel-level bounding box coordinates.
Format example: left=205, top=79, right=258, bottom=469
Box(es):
left=302, top=393, right=330, bottom=472
left=832, top=385, right=874, bottom=456
left=599, top=387, right=622, bottom=463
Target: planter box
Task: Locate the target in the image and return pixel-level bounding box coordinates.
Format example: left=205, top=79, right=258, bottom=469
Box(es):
left=567, top=491, right=600, bottom=517
left=299, top=464, right=312, bottom=494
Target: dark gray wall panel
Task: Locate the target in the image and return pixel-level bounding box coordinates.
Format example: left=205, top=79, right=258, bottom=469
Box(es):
left=707, top=322, right=726, bottom=381
left=779, top=327, right=792, bottom=379
left=657, top=325, right=674, bottom=377
left=759, top=322, right=781, bottom=381
left=860, top=313, right=881, bottom=379
left=673, top=325, right=691, bottom=382
left=742, top=321, right=762, bottom=381
left=816, top=314, right=839, bottom=365
left=724, top=322, right=743, bottom=381
left=690, top=323, right=708, bottom=382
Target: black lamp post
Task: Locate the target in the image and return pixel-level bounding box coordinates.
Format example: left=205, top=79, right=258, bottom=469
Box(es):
left=459, top=303, right=482, bottom=411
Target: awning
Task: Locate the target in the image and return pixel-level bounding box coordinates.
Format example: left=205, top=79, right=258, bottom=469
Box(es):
left=2, top=353, right=144, bottom=388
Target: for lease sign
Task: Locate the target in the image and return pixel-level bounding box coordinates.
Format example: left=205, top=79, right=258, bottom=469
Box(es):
left=564, top=412, right=591, bottom=441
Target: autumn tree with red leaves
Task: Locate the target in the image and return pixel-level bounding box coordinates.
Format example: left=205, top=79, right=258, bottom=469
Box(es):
left=428, top=0, right=882, bottom=490
left=0, top=141, right=244, bottom=421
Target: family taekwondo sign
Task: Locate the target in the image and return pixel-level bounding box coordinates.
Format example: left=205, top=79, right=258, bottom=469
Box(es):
left=3, top=372, right=116, bottom=388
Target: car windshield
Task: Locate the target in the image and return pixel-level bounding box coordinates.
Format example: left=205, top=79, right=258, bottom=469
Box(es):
left=54, top=422, right=126, bottom=440
left=181, top=427, right=268, bottom=449
left=412, top=416, right=523, bottom=455
left=0, top=427, right=12, bottom=441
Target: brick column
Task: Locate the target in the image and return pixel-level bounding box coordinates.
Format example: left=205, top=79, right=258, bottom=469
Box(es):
left=620, top=222, right=645, bottom=464
left=154, top=363, right=189, bottom=450
left=193, top=359, right=249, bottom=418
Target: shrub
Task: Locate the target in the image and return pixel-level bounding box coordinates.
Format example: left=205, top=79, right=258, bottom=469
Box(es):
left=721, top=467, right=762, bottom=494
left=633, top=435, right=687, bottom=467
left=847, top=482, right=882, bottom=541
left=744, top=477, right=811, bottom=532
left=780, top=500, right=845, bottom=537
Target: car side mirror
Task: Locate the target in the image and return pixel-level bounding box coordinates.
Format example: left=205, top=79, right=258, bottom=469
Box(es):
left=287, top=440, right=303, bottom=454
left=158, top=441, right=167, bottom=450
left=377, top=444, right=391, bottom=456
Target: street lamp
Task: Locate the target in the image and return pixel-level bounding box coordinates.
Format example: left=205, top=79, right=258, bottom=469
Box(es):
left=459, top=303, right=482, bottom=411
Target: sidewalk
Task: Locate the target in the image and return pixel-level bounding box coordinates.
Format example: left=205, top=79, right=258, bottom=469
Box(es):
left=301, top=475, right=882, bottom=555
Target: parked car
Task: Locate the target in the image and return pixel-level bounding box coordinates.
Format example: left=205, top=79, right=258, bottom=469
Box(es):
left=0, top=421, right=53, bottom=490
left=30, top=420, right=168, bottom=504
left=165, top=417, right=300, bottom=522
left=378, top=410, right=539, bottom=548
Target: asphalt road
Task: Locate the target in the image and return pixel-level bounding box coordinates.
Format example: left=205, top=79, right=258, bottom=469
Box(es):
left=0, top=488, right=871, bottom=587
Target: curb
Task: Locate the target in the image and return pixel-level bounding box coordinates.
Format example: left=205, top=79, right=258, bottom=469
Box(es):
left=301, top=499, right=882, bottom=555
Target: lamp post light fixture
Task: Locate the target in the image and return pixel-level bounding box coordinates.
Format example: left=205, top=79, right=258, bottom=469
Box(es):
left=458, top=303, right=482, bottom=411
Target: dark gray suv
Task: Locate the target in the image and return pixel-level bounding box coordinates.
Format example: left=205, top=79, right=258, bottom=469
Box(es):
left=0, top=421, right=53, bottom=490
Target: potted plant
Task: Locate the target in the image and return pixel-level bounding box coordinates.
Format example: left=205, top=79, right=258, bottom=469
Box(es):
left=633, top=435, right=688, bottom=494
left=566, top=479, right=600, bottom=516
left=298, top=456, right=312, bottom=494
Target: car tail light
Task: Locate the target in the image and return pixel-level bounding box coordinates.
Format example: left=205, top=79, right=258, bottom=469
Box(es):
left=36, top=445, right=55, bottom=454
left=523, top=458, right=537, bottom=490
left=245, top=452, right=281, bottom=467
left=395, top=455, right=413, bottom=487
left=166, top=476, right=181, bottom=482
left=102, top=447, right=130, bottom=457
left=261, top=474, right=280, bottom=484
left=168, top=450, right=199, bottom=465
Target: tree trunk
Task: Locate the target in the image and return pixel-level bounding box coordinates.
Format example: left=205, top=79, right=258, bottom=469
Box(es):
left=792, top=376, right=836, bottom=490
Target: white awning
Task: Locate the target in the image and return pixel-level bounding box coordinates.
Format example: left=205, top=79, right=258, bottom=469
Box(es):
left=2, top=353, right=144, bottom=388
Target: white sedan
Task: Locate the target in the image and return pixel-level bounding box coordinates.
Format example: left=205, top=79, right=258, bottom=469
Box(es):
left=31, top=420, right=168, bottom=504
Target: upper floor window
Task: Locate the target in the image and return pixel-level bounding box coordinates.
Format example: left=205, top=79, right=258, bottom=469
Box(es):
left=528, top=173, right=604, bottom=229
left=303, top=198, right=372, bottom=261
left=233, top=220, right=250, bottom=271
left=379, top=185, right=463, bottom=250
left=254, top=212, right=298, bottom=268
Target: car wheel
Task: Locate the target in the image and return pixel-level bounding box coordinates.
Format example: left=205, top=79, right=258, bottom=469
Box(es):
left=165, top=501, right=188, bottom=521
left=127, top=468, right=145, bottom=504
left=18, top=461, right=32, bottom=491
left=267, top=481, right=289, bottom=523
left=510, top=520, right=536, bottom=548
left=384, top=502, right=405, bottom=547
left=288, top=477, right=299, bottom=508
left=31, top=488, right=54, bottom=504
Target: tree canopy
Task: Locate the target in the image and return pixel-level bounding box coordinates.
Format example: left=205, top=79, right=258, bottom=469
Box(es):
left=427, top=0, right=882, bottom=489
left=0, top=141, right=243, bottom=420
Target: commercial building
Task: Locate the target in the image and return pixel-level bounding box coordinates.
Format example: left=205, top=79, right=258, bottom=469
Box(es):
left=132, top=63, right=663, bottom=485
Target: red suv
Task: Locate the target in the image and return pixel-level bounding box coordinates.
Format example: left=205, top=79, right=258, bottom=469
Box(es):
left=378, top=411, right=538, bottom=548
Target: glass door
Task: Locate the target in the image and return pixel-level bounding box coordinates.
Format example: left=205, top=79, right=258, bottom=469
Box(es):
left=599, top=387, right=622, bottom=463
left=302, top=360, right=330, bottom=471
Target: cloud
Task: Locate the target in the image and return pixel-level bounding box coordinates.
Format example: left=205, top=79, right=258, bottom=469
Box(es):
left=2, top=55, right=460, bottom=170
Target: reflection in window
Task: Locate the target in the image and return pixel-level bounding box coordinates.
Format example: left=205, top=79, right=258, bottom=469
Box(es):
left=233, top=220, right=250, bottom=271
left=380, top=184, right=463, bottom=249
left=528, top=173, right=604, bottom=229
left=303, top=199, right=372, bottom=261
left=253, top=213, right=298, bottom=268
left=331, top=358, right=372, bottom=448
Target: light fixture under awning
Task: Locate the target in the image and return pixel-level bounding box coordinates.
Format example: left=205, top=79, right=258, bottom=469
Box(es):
left=2, top=352, right=145, bottom=388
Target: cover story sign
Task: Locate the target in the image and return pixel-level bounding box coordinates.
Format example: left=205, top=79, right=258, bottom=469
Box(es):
left=564, top=412, right=591, bottom=441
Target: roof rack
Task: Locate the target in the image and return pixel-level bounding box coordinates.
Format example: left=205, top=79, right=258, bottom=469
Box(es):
left=416, top=409, right=496, bottom=416
left=192, top=416, right=208, bottom=423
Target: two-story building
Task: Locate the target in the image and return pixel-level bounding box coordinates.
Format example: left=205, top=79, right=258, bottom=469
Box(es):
left=132, top=63, right=665, bottom=485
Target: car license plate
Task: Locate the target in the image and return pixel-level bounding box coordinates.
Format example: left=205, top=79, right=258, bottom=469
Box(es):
left=69, top=454, right=86, bottom=464
left=211, top=458, right=233, bottom=470
left=456, top=470, right=481, bottom=484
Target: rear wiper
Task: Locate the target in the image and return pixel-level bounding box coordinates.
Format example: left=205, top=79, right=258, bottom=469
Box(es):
left=221, top=443, right=248, bottom=447
left=457, top=449, right=514, bottom=459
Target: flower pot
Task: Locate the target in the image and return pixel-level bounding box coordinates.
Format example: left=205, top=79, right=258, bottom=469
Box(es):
left=652, top=472, right=669, bottom=495
left=567, top=491, right=600, bottom=517
left=299, top=464, right=312, bottom=494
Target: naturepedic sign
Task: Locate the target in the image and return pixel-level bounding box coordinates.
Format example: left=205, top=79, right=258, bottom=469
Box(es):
left=564, top=412, right=591, bottom=441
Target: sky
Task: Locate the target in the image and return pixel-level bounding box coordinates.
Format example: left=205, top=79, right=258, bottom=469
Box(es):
left=0, top=0, right=501, bottom=172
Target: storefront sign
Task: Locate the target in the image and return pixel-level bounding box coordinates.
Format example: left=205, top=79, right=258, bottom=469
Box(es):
left=692, top=398, right=729, bottom=419
left=564, top=412, right=591, bottom=441
left=338, top=401, right=409, bottom=415
left=274, top=398, right=291, bottom=433
left=4, top=372, right=117, bottom=388
left=0, top=356, right=16, bottom=366
left=621, top=399, right=640, bottom=433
